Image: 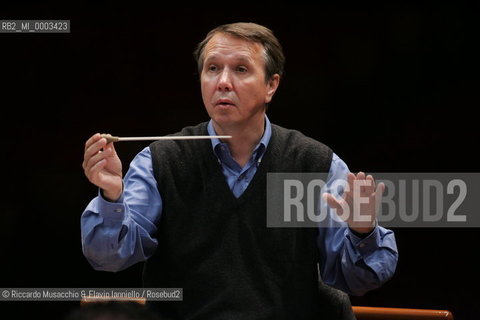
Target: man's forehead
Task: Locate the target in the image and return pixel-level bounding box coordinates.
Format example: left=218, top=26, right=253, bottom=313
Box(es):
left=204, top=53, right=254, bottom=64
left=204, top=33, right=263, bottom=58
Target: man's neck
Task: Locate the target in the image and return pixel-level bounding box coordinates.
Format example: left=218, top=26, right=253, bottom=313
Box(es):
left=212, top=114, right=266, bottom=167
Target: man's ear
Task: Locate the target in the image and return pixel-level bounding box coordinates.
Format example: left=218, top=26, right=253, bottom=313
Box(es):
left=265, top=74, right=280, bottom=104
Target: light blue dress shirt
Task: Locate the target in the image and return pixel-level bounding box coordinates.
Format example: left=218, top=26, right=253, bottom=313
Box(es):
left=81, top=116, right=398, bottom=296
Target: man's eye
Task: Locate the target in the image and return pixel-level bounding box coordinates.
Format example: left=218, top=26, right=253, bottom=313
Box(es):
left=208, top=65, right=218, bottom=72
left=237, top=66, right=247, bottom=73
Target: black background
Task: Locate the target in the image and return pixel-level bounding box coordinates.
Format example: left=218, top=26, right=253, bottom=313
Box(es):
left=1, top=3, right=479, bottom=319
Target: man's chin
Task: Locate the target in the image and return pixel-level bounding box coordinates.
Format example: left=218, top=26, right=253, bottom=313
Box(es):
left=212, top=116, right=235, bottom=125
left=211, top=114, right=240, bottom=128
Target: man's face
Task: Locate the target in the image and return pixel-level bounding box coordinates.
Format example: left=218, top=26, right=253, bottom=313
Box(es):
left=201, top=33, right=279, bottom=128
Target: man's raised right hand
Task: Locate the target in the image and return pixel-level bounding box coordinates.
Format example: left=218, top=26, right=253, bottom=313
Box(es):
left=82, top=133, right=123, bottom=202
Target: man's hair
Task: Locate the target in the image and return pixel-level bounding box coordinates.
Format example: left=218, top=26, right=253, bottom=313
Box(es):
left=193, top=22, right=285, bottom=82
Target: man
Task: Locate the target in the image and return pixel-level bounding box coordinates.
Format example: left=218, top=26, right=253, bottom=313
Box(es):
left=81, top=22, right=398, bottom=319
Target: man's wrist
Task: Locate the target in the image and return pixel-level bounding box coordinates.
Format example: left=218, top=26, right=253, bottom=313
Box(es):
left=349, top=227, right=374, bottom=239
left=348, top=220, right=377, bottom=238
left=101, top=186, right=123, bottom=203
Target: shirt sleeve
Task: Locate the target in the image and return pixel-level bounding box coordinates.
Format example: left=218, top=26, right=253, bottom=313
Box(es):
left=317, top=153, right=398, bottom=296
left=81, top=147, right=162, bottom=272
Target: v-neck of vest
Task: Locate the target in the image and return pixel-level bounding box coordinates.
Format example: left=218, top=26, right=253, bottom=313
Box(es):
left=205, top=126, right=276, bottom=204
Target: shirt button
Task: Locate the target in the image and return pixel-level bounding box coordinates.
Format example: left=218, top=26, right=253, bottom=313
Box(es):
left=358, top=243, right=366, bottom=248
left=114, top=208, right=123, bottom=213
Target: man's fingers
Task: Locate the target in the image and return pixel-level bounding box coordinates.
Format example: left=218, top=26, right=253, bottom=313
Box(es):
left=365, top=174, right=375, bottom=194
left=85, top=158, right=107, bottom=184
left=345, top=173, right=356, bottom=195
left=84, top=147, right=112, bottom=172
left=83, top=136, right=107, bottom=166
left=351, top=172, right=375, bottom=195
left=323, top=192, right=354, bottom=222
left=323, top=193, right=343, bottom=213
left=374, top=182, right=385, bottom=212
left=356, top=171, right=366, bottom=180
left=375, top=182, right=385, bottom=198
left=103, top=141, right=117, bottom=156
left=84, top=137, right=106, bottom=161
left=347, top=173, right=356, bottom=185
left=84, top=133, right=102, bottom=152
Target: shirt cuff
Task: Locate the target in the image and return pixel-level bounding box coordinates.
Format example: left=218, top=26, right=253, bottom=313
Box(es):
left=347, top=225, right=381, bottom=257
left=97, top=189, right=126, bottom=222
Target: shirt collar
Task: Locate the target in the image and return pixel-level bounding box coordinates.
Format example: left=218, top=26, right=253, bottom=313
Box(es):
left=207, top=115, right=272, bottom=159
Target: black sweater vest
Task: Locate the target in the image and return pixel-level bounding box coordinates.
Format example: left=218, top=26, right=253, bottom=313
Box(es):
left=146, top=122, right=333, bottom=320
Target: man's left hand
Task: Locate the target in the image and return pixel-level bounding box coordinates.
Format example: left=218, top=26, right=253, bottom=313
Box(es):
left=323, top=172, right=385, bottom=234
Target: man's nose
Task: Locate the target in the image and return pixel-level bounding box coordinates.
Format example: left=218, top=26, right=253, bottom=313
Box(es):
left=217, top=69, right=233, bottom=91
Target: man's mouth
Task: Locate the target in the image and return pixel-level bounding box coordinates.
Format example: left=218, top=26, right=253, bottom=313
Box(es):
left=216, top=99, right=236, bottom=107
